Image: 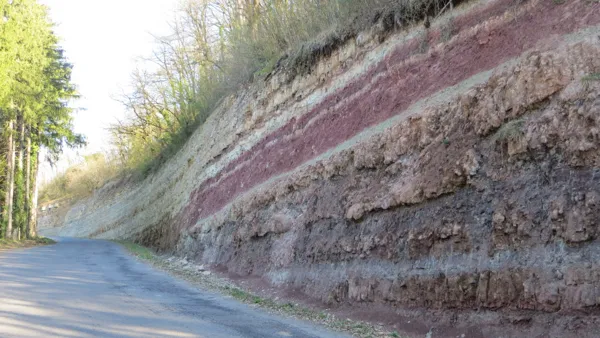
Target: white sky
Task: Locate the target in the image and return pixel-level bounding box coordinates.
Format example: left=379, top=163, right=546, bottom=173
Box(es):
left=38, top=0, right=179, bottom=181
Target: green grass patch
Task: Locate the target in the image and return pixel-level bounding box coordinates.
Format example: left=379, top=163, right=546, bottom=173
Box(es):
left=582, top=73, right=600, bottom=82
left=34, top=237, right=56, bottom=245
left=0, top=237, right=56, bottom=250
left=220, top=285, right=398, bottom=337
left=226, top=286, right=252, bottom=301
left=492, top=118, right=526, bottom=143
left=114, top=241, right=155, bottom=260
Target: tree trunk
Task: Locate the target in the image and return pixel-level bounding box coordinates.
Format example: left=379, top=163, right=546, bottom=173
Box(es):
left=15, top=117, right=25, bottom=240
left=24, top=133, right=31, bottom=238
left=17, top=118, right=24, bottom=171
left=28, top=149, right=39, bottom=238
left=2, top=121, right=11, bottom=238
left=3, top=120, right=15, bottom=239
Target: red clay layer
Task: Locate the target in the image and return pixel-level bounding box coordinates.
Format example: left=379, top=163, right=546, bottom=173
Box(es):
left=180, top=0, right=600, bottom=229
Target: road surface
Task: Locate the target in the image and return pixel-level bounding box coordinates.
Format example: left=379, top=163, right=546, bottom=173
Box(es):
left=0, top=238, right=348, bottom=338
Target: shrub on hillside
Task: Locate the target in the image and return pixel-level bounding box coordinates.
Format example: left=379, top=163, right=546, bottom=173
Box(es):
left=40, top=153, right=122, bottom=203
left=109, top=0, right=458, bottom=178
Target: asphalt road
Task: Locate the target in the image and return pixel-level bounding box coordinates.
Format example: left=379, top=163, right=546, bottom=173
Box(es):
left=0, top=238, right=348, bottom=338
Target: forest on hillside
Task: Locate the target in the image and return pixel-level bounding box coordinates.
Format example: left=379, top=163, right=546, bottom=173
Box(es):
left=0, top=0, right=82, bottom=240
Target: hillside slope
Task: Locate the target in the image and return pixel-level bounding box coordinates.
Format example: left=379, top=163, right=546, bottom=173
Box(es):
left=40, top=0, right=600, bottom=336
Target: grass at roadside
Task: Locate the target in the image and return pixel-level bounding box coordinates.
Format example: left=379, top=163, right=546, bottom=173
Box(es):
left=114, top=240, right=154, bottom=260
left=0, top=237, right=56, bottom=250
left=115, top=240, right=406, bottom=338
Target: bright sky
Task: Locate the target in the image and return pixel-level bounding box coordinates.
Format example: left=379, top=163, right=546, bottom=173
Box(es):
left=38, top=0, right=179, bottom=180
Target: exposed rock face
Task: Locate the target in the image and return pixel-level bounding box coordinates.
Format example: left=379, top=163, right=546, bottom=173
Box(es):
left=40, top=0, right=600, bottom=336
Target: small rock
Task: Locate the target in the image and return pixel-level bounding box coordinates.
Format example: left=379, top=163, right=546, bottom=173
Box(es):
left=554, top=269, right=564, bottom=280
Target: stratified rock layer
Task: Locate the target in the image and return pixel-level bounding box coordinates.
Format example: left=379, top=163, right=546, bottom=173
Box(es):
left=40, top=0, right=600, bottom=336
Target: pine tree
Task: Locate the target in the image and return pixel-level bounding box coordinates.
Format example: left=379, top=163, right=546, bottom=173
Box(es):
left=0, top=0, right=83, bottom=240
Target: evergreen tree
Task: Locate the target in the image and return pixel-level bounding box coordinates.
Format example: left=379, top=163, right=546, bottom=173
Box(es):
left=0, top=0, right=82, bottom=239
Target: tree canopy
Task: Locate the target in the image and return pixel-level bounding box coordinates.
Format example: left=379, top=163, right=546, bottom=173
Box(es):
left=0, top=0, right=83, bottom=239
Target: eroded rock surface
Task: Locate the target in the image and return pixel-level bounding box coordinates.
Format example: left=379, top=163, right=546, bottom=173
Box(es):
left=40, top=0, right=600, bottom=336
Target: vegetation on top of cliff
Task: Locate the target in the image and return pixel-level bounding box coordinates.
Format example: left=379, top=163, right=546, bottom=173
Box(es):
left=39, top=152, right=120, bottom=203
left=110, top=0, right=460, bottom=177
left=0, top=0, right=84, bottom=240
left=40, top=0, right=460, bottom=200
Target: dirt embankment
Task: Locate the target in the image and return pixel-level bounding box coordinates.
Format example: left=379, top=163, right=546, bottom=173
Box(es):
left=40, top=0, right=600, bottom=336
